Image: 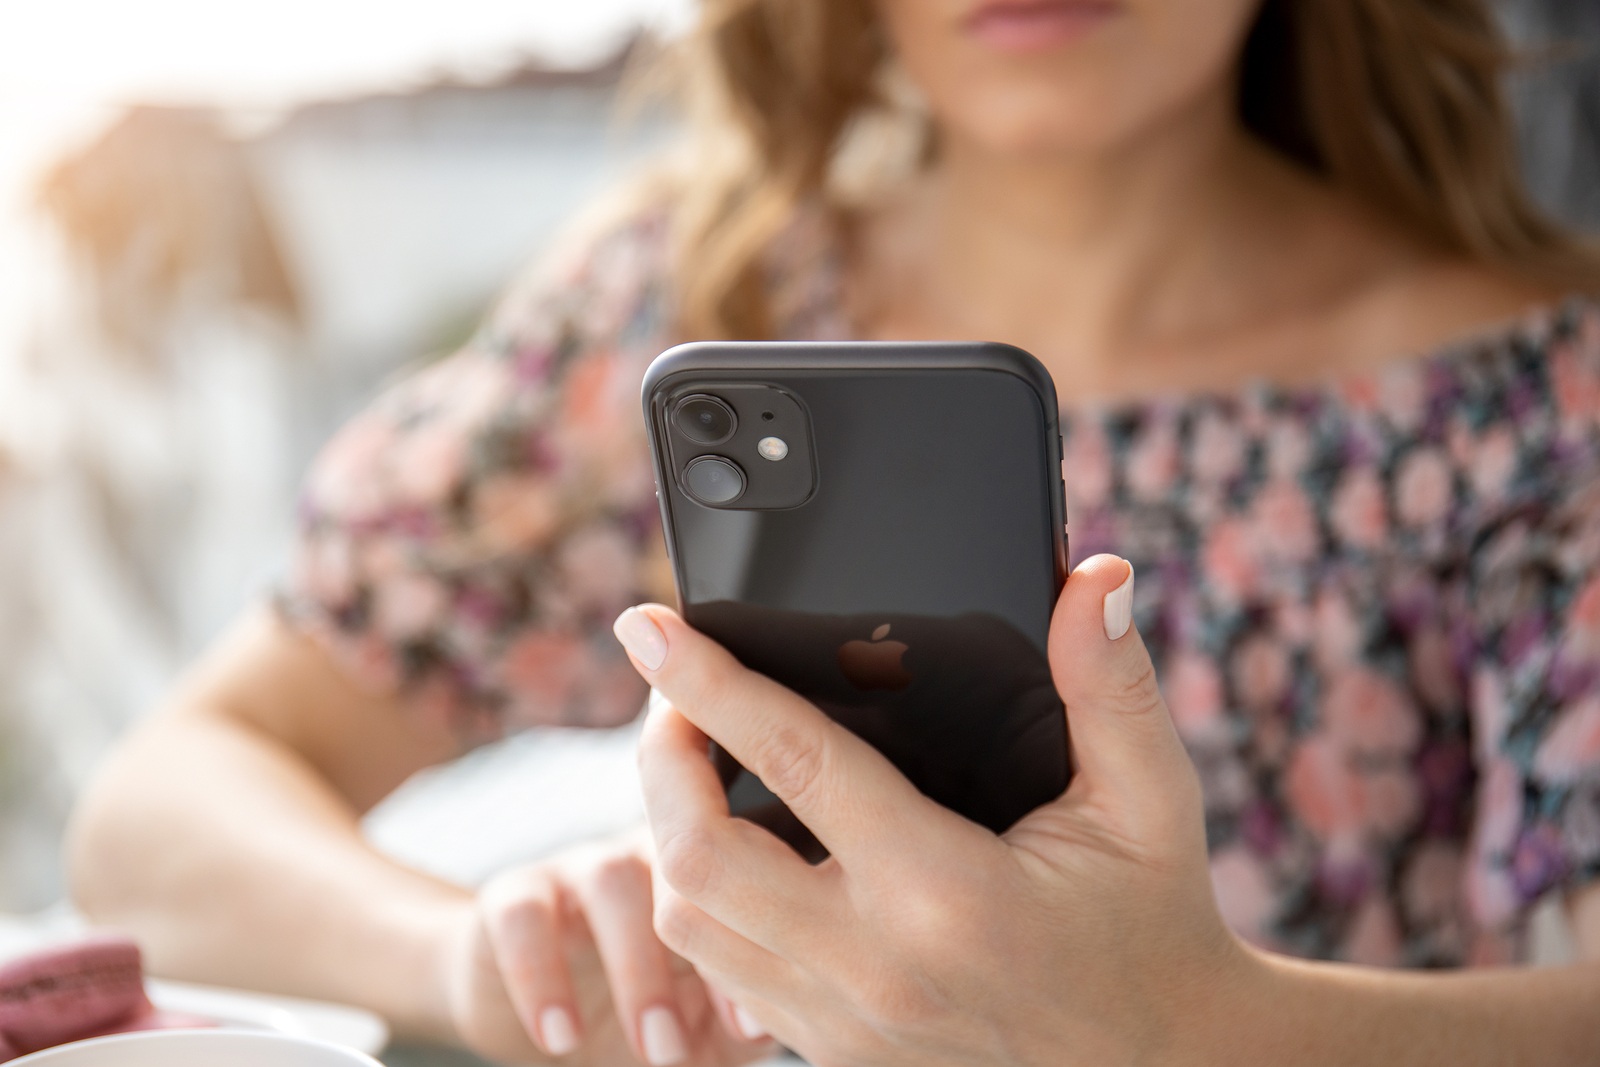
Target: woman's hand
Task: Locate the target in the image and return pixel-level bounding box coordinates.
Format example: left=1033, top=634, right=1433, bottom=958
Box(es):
left=618, top=554, right=1257, bottom=1067
left=440, top=830, right=774, bottom=1066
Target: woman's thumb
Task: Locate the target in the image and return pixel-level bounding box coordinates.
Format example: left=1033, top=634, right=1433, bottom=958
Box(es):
left=1047, top=555, right=1200, bottom=830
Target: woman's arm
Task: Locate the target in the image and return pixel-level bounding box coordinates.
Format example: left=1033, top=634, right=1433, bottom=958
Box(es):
left=1204, top=885, right=1600, bottom=1064
left=1222, top=928, right=1600, bottom=1066
left=69, top=609, right=468, bottom=1037
left=69, top=609, right=759, bottom=1066
left=624, top=556, right=1600, bottom=1067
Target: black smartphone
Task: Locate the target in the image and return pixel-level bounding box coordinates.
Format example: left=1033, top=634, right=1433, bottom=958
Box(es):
left=642, top=341, right=1070, bottom=859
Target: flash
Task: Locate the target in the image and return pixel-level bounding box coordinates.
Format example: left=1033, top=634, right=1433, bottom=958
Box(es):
left=757, top=436, right=789, bottom=461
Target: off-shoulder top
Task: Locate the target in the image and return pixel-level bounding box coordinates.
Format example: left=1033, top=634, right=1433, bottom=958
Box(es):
left=278, top=205, right=1600, bottom=967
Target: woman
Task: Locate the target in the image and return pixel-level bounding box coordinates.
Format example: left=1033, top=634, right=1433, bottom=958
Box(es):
left=71, top=0, right=1600, bottom=1063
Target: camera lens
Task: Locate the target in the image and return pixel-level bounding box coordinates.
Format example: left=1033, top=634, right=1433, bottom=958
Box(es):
left=683, top=456, right=746, bottom=506
left=673, top=395, right=737, bottom=445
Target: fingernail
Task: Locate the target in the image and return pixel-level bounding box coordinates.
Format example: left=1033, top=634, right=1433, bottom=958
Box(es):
left=540, top=1005, right=578, bottom=1055
left=1103, top=561, right=1135, bottom=641
left=614, top=607, right=668, bottom=671
left=733, top=1003, right=767, bottom=1041
left=640, top=1006, right=688, bottom=1066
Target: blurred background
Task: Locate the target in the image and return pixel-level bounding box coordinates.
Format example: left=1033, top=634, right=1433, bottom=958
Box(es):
left=0, top=0, right=1598, bottom=916
left=0, top=0, right=691, bottom=909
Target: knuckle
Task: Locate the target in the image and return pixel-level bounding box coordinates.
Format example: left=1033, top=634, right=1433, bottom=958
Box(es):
left=881, top=888, right=990, bottom=989
left=489, top=908, right=556, bottom=966
left=655, top=826, right=722, bottom=899
left=855, top=969, right=936, bottom=1032
left=484, top=861, right=553, bottom=897
left=587, top=852, right=649, bottom=899
left=749, top=724, right=827, bottom=810
left=1101, top=657, right=1163, bottom=718
left=652, top=890, right=700, bottom=957
left=500, top=894, right=553, bottom=928
left=887, top=882, right=967, bottom=947
left=481, top=880, right=553, bottom=934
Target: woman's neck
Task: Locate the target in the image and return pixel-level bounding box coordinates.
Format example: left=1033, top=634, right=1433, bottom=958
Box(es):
left=853, top=87, right=1421, bottom=397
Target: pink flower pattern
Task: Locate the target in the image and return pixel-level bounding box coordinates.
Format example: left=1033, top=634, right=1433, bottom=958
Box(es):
left=278, top=206, right=1600, bottom=966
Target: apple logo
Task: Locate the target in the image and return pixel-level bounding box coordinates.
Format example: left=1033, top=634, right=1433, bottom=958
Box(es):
left=837, top=623, right=912, bottom=692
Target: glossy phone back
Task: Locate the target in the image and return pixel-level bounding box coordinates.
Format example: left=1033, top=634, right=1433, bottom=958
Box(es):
left=643, top=341, right=1070, bottom=858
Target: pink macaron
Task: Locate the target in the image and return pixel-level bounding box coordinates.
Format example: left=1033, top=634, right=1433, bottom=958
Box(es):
left=0, top=936, right=211, bottom=1061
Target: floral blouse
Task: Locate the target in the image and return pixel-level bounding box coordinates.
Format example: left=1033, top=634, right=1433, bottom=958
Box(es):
left=280, top=205, right=1600, bottom=967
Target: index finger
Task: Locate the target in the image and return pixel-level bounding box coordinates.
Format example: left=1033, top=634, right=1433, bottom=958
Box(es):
left=615, top=604, right=948, bottom=863
left=637, top=695, right=826, bottom=956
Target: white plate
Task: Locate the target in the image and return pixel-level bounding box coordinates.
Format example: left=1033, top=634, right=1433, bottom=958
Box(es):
left=146, top=979, right=389, bottom=1054
left=9, top=1029, right=382, bottom=1065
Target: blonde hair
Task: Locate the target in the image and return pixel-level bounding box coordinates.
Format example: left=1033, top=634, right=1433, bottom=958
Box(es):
left=658, top=0, right=1600, bottom=340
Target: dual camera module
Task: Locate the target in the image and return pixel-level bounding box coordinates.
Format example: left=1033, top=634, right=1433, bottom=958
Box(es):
left=674, top=395, right=747, bottom=505
left=662, top=386, right=814, bottom=510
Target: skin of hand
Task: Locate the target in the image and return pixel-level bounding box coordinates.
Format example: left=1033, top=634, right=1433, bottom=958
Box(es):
left=622, top=555, right=1600, bottom=1067
left=618, top=553, right=1249, bottom=1066
left=443, top=830, right=774, bottom=1066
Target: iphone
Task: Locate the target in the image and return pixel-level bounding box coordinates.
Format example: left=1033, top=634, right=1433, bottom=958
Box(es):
left=643, top=341, right=1071, bottom=858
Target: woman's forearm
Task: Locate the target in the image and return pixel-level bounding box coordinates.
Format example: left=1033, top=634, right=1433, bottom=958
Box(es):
left=1210, top=947, right=1600, bottom=1067
left=67, top=704, right=470, bottom=1041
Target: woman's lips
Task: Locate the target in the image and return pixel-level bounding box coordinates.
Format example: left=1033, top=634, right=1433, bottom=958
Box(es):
left=962, top=0, right=1122, bottom=53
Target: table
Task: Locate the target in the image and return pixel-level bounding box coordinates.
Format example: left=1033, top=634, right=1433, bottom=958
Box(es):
left=381, top=1043, right=494, bottom=1066
left=383, top=1041, right=802, bottom=1066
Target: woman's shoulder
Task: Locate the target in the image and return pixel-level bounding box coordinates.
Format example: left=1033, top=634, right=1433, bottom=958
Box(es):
left=1361, top=260, right=1598, bottom=397
left=1253, top=285, right=1597, bottom=480
left=1285, top=243, right=1600, bottom=435
left=1344, top=254, right=1585, bottom=365
left=1266, top=178, right=1595, bottom=383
